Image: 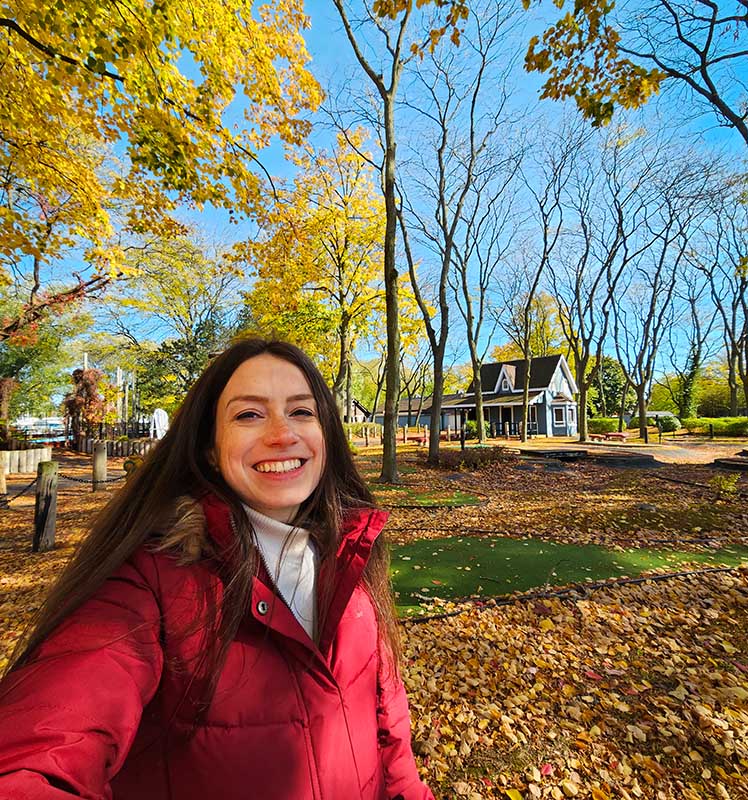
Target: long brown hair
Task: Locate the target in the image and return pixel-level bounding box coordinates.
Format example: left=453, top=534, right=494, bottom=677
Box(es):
left=6, top=338, right=399, bottom=708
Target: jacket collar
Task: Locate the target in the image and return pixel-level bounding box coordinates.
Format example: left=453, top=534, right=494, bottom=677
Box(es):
left=199, top=494, right=388, bottom=656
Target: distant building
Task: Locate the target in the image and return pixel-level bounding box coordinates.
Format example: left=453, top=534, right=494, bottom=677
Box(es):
left=373, top=354, right=578, bottom=436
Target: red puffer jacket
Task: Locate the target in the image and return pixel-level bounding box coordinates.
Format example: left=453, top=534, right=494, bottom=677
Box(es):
left=0, top=496, right=434, bottom=800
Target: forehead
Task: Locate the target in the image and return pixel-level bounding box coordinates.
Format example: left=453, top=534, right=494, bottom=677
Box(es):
left=219, top=353, right=315, bottom=403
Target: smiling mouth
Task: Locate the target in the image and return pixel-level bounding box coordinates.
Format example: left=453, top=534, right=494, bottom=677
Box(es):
left=254, top=458, right=305, bottom=474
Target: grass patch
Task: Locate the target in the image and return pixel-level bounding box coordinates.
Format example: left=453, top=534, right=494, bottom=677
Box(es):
left=391, top=536, right=748, bottom=615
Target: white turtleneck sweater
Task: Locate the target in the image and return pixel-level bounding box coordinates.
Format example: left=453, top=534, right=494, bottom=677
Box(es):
left=244, top=506, right=317, bottom=639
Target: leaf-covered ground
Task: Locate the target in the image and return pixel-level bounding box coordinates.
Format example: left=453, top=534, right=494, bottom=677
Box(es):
left=1, top=449, right=747, bottom=798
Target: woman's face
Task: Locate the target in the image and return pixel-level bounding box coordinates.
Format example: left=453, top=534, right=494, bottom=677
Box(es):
left=212, top=353, right=327, bottom=523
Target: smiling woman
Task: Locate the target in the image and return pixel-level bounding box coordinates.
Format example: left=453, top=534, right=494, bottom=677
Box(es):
left=212, top=354, right=326, bottom=523
left=0, top=338, right=434, bottom=800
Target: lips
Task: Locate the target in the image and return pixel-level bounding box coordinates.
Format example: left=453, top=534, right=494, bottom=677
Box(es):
left=254, top=458, right=305, bottom=474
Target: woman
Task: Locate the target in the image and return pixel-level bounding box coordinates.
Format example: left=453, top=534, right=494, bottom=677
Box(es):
left=0, top=338, right=434, bottom=800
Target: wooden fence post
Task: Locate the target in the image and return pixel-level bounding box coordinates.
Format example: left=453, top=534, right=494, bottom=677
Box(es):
left=93, top=441, right=107, bottom=491
left=0, top=451, right=8, bottom=509
left=364, top=427, right=369, bottom=447
left=33, top=460, right=58, bottom=552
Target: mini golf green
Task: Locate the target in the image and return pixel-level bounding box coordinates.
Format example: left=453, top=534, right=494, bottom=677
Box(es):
left=390, top=536, right=748, bottom=615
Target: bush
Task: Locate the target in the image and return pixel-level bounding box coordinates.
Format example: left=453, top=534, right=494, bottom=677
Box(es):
left=680, top=417, right=748, bottom=436
left=464, top=420, right=490, bottom=440
left=588, top=417, right=619, bottom=434
left=658, top=416, right=681, bottom=433
left=627, top=415, right=681, bottom=431
left=438, top=446, right=517, bottom=471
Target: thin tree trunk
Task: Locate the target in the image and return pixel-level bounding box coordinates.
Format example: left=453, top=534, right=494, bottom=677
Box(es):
left=637, top=387, right=648, bottom=439
left=473, top=364, right=485, bottom=443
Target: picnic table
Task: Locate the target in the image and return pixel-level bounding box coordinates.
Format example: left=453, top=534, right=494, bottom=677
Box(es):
left=588, top=431, right=630, bottom=442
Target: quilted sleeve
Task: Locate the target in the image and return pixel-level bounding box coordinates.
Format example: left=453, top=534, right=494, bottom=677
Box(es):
left=377, top=644, right=435, bottom=800
left=0, top=555, right=164, bottom=799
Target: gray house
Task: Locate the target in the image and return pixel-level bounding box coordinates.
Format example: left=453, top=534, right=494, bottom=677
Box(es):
left=373, top=354, right=578, bottom=436
left=445, top=354, right=578, bottom=436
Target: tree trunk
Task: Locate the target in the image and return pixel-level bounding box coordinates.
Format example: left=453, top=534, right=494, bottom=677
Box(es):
left=575, top=353, right=590, bottom=442
left=637, top=387, right=648, bottom=439
left=473, top=363, right=485, bottom=444
left=332, top=332, right=347, bottom=416
left=379, top=97, right=400, bottom=483
left=0, top=379, right=16, bottom=445
left=345, top=359, right=353, bottom=424
left=618, top=377, right=631, bottom=432
left=521, top=357, right=532, bottom=443
left=578, top=382, right=589, bottom=441
left=428, top=356, right=445, bottom=465
left=728, top=351, right=739, bottom=416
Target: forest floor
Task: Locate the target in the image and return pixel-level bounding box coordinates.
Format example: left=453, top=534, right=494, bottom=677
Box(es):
left=1, top=445, right=747, bottom=799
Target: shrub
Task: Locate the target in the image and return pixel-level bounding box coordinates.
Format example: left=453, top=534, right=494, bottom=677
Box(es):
left=464, top=420, right=490, bottom=440
left=680, top=417, right=748, bottom=436
left=588, top=417, right=618, bottom=434
left=438, top=445, right=517, bottom=471
left=658, top=416, right=681, bottom=433
left=627, top=415, right=680, bottom=431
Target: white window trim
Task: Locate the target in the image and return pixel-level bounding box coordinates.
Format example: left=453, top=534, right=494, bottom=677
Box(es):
left=553, top=407, right=565, bottom=426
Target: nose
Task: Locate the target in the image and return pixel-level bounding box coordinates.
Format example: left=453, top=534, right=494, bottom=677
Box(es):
left=264, top=414, right=299, bottom=446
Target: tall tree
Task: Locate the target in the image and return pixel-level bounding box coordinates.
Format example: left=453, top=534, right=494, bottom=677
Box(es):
left=698, top=183, right=748, bottom=414
left=397, top=1, right=522, bottom=459
left=450, top=159, right=522, bottom=443
left=548, top=126, right=669, bottom=441
left=524, top=0, right=748, bottom=145
left=494, top=126, right=577, bottom=442
left=97, top=234, right=243, bottom=410
left=611, top=157, right=714, bottom=437
left=241, top=133, right=385, bottom=418
left=330, top=0, right=416, bottom=482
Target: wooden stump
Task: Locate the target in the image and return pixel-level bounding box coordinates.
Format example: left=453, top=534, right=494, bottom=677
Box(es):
left=33, top=461, right=58, bottom=552
left=93, top=441, right=107, bottom=491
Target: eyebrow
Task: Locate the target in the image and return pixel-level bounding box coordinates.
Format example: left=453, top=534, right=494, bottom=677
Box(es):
left=226, top=393, right=316, bottom=406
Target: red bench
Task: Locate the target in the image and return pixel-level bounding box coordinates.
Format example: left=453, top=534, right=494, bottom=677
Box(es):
left=604, top=431, right=630, bottom=442
left=588, top=433, right=606, bottom=442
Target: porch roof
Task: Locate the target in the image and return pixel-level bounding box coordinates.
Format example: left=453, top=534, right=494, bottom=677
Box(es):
left=482, top=390, right=543, bottom=407
left=441, top=390, right=544, bottom=408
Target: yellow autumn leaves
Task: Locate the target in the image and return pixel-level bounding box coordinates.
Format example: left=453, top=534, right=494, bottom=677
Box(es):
left=0, top=0, right=322, bottom=281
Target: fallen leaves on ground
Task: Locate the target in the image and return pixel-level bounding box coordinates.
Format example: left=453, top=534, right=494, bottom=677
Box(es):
left=1, top=452, right=748, bottom=798
left=404, top=569, right=748, bottom=799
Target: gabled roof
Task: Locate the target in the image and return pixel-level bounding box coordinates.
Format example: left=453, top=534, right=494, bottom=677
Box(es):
left=472, top=354, right=573, bottom=394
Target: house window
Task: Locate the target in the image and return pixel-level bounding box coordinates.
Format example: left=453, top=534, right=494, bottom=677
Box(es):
left=553, top=407, right=565, bottom=426
left=501, top=379, right=509, bottom=392
left=568, top=406, right=576, bottom=424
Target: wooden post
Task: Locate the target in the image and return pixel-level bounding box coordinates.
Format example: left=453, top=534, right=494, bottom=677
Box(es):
left=364, top=426, right=369, bottom=447
left=0, top=450, right=8, bottom=508
left=33, top=460, right=58, bottom=552
left=93, top=441, right=107, bottom=491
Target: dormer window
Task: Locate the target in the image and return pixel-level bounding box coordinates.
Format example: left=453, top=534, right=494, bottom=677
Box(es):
left=501, top=379, right=510, bottom=392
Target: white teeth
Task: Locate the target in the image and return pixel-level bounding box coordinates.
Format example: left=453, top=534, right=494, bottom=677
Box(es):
left=255, top=459, right=302, bottom=473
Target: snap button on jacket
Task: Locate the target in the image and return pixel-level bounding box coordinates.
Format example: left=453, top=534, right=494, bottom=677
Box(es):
left=0, top=497, right=434, bottom=800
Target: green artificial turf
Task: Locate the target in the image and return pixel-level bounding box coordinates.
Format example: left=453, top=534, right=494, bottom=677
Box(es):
left=390, top=536, right=748, bottom=615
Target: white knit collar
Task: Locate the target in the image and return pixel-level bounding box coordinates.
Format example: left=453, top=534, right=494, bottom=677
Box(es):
left=244, top=505, right=306, bottom=540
